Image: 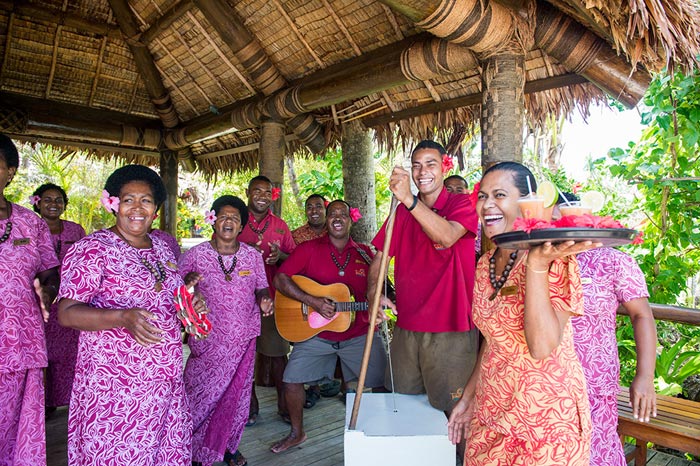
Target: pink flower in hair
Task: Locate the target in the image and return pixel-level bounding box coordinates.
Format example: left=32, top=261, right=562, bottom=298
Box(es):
left=441, top=155, right=454, bottom=174
left=632, top=231, right=644, bottom=245
left=271, top=187, right=281, bottom=201
left=28, top=195, right=41, bottom=206
left=323, top=200, right=330, bottom=208
left=349, top=207, right=362, bottom=223
left=100, top=190, right=120, bottom=213
left=204, top=210, right=217, bottom=225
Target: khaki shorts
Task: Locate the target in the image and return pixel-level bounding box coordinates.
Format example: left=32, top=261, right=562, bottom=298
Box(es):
left=283, top=334, right=386, bottom=388
left=256, top=314, right=290, bottom=357
left=387, top=327, right=479, bottom=412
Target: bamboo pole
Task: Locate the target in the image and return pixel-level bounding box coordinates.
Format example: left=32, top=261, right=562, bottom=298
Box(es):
left=349, top=195, right=399, bottom=430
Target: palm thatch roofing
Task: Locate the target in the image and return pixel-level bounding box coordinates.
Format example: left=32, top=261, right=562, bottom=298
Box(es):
left=1, top=0, right=699, bottom=176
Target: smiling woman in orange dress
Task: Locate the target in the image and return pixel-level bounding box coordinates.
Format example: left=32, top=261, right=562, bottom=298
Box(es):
left=448, top=162, right=598, bottom=465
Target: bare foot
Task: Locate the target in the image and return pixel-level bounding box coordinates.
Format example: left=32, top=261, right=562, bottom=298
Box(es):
left=270, top=432, right=307, bottom=453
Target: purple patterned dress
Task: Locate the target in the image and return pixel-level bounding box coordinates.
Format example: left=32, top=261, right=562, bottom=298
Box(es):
left=178, top=241, right=268, bottom=466
left=151, top=228, right=181, bottom=260
left=44, top=220, right=85, bottom=407
left=573, top=248, right=649, bottom=466
left=0, top=203, right=59, bottom=466
left=58, top=229, right=192, bottom=466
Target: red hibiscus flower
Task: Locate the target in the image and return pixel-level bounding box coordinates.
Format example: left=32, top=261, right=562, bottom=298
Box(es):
left=271, top=187, right=281, bottom=201
left=441, top=155, right=454, bottom=174
left=469, top=182, right=480, bottom=208
left=349, top=207, right=362, bottom=222
left=632, top=231, right=644, bottom=244
left=513, top=217, right=555, bottom=233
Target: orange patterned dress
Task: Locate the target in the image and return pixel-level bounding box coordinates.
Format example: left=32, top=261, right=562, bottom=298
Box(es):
left=466, top=251, right=591, bottom=466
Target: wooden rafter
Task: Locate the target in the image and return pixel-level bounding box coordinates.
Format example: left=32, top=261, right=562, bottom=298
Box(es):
left=89, top=37, right=109, bottom=106
left=196, top=134, right=297, bottom=161
left=46, top=25, right=62, bottom=99
left=140, top=0, right=195, bottom=44
left=185, top=11, right=255, bottom=95
left=0, top=12, right=14, bottom=86
left=363, top=73, right=590, bottom=126
left=0, top=0, right=120, bottom=38
left=271, top=0, right=323, bottom=68
left=108, top=0, right=181, bottom=127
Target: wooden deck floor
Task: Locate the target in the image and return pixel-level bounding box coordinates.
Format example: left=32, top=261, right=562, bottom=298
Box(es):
left=47, top=386, right=700, bottom=466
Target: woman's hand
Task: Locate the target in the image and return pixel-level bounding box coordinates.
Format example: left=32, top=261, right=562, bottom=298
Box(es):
left=184, top=272, right=202, bottom=288
left=259, top=296, right=274, bottom=316
left=447, top=392, right=476, bottom=445
left=33, top=278, right=52, bottom=322
left=527, top=240, right=601, bottom=270
left=191, top=293, right=209, bottom=315
left=630, top=374, right=657, bottom=423
left=121, top=308, right=164, bottom=346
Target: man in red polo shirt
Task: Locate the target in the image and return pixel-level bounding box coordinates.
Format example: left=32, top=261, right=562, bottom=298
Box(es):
left=369, top=140, right=479, bottom=417
left=270, top=200, right=389, bottom=454
left=238, top=175, right=296, bottom=425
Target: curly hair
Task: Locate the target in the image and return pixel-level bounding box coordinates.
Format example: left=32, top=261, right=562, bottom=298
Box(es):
left=32, top=183, right=68, bottom=213
left=211, top=195, right=249, bottom=229
left=0, top=134, right=20, bottom=186
left=104, top=165, right=167, bottom=208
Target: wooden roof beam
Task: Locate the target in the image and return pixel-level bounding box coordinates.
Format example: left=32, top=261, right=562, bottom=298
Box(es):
left=362, top=73, right=589, bottom=126
left=377, top=0, right=649, bottom=108
left=140, top=0, right=195, bottom=44
left=0, top=1, right=121, bottom=38
left=193, top=0, right=326, bottom=153
left=166, top=35, right=479, bottom=149
left=108, top=0, right=180, bottom=128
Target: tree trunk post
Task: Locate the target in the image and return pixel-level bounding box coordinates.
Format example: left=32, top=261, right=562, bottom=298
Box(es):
left=341, top=120, right=377, bottom=243
left=258, top=118, right=286, bottom=217
left=480, top=53, right=526, bottom=169
left=159, top=150, right=178, bottom=237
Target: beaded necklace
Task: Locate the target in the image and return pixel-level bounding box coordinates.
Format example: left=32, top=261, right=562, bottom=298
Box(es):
left=0, top=200, right=12, bottom=245
left=329, top=246, right=352, bottom=277
left=53, top=220, right=64, bottom=255
left=215, top=242, right=239, bottom=281
left=488, top=248, right=518, bottom=300
left=248, top=216, right=270, bottom=246
left=114, top=228, right=166, bottom=292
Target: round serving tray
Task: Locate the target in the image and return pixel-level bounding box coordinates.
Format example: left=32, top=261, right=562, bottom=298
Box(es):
left=491, top=228, right=638, bottom=250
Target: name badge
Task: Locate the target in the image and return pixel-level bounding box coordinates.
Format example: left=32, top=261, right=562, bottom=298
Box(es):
left=500, top=285, right=518, bottom=296
left=166, top=261, right=178, bottom=270
left=13, top=238, right=30, bottom=246
left=239, top=270, right=251, bottom=277
left=581, top=277, right=593, bottom=285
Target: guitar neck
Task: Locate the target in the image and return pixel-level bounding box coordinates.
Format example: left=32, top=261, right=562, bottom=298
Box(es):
left=334, top=302, right=368, bottom=312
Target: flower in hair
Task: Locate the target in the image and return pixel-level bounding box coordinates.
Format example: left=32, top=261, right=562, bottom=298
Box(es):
left=469, top=182, right=480, bottom=208
left=204, top=210, right=217, bottom=225
left=28, top=195, right=41, bottom=206
left=100, top=190, right=120, bottom=213
left=323, top=200, right=329, bottom=208
left=349, top=207, right=362, bottom=223
left=271, top=187, right=281, bottom=201
left=441, top=155, right=454, bottom=174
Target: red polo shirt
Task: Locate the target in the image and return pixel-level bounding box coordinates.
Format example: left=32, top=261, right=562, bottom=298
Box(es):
left=277, top=235, right=373, bottom=342
left=372, top=188, right=477, bottom=333
left=238, top=210, right=296, bottom=296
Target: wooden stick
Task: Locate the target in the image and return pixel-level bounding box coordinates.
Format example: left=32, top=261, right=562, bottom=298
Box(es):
left=349, top=195, right=399, bottom=430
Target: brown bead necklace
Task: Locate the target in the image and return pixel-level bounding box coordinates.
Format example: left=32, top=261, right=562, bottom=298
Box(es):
left=488, top=248, right=518, bottom=300
left=0, top=201, right=12, bottom=245
left=330, top=247, right=352, bottom=277
left=214, top=241, right=239, bottom=281
left=114, top=227, right=166, bottom=292
left=248, top=218, right=270, bottom=246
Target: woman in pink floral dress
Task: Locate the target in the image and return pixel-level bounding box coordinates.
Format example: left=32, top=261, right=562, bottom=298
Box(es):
left=448, top=162, right=598, bottom=465
left=32, top=182, right=86, bottom=410
left=179, top=195, right=272, bottom=466
left=0, top=134, right=60, bottom=466
left=58, top=165, right=199, bottom=466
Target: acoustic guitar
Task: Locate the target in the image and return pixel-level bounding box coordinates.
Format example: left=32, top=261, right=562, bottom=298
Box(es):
left=275, top=275, right=368, bottom=342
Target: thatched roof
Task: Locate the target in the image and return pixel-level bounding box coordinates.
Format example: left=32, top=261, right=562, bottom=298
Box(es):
left=1, top=0, right=698, bottom=175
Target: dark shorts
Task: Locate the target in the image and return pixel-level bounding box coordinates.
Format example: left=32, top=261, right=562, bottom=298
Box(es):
left=256, top=314, right=290, bottom=357
left=387, top=327, right=479, bottom=412
left=283, top=334, right=386, bottom=388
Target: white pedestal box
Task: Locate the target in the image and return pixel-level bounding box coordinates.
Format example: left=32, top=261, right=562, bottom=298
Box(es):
left=344, top=393, right=456, bottom=466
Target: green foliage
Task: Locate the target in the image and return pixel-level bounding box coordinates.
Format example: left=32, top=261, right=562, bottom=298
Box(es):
left=297, top=148, right=345, bottom=201
left=654, top=337, right=700, bottom=396
left=593, top=69, right=700, bottom=305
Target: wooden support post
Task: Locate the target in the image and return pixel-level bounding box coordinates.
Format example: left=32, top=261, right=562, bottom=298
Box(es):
left=258, top=119, right=286, bottom=217
left=480, top=53, right=525, bottom=167
left=341, top=119, right=377, bottom=243
left=159, top=150, right=179, bottom=237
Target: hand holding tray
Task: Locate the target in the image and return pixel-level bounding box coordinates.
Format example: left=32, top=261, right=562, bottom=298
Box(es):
left=492, top=227, right=638, bottom=250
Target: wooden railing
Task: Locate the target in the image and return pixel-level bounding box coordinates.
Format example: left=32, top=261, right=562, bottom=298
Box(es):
left=617, top=303, right=700, bottom=326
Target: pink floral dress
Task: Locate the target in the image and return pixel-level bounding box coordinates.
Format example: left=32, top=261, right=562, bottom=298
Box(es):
left=58, top=229, right=191, bottom=466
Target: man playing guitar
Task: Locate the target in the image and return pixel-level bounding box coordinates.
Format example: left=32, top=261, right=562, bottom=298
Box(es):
left=270, top=200, right=390, bottom=453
